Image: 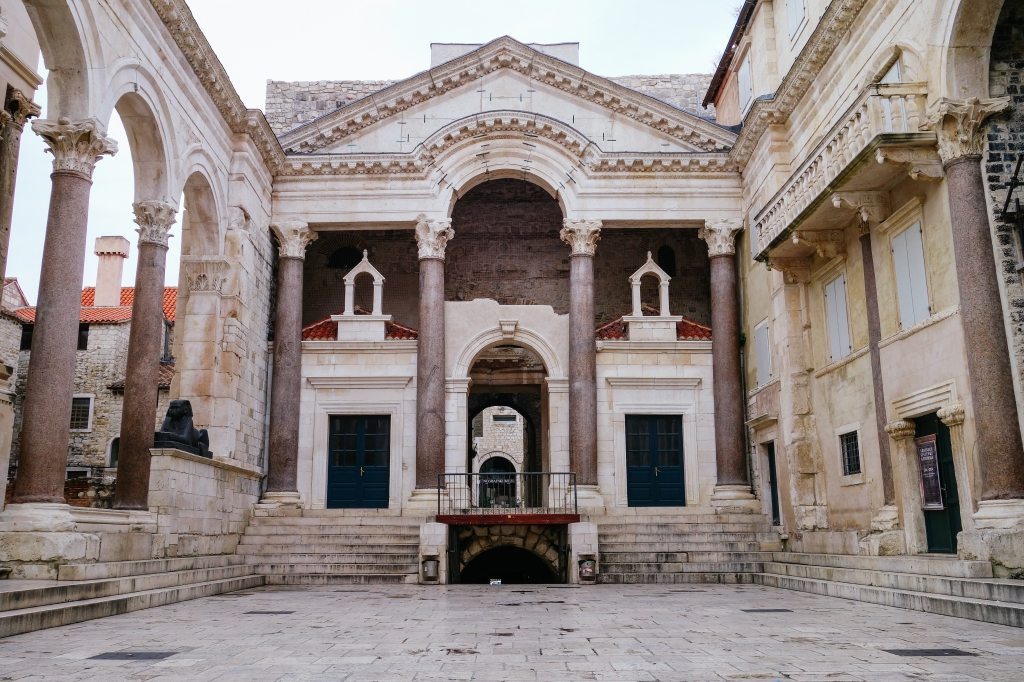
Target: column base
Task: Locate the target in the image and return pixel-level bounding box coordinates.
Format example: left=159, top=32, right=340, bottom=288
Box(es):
left=710, top=484, right=760, bottom=513
left=0, top=503, right=101, bottom=579
left=574, top=485, right=606, bottom=512
left=0, top=502, right=76, bottom=532
left=857, top=505, right=906, bottom=556
left=973, top=499, right=1024, bottom=530
left=407, top=487, right=446, bottom=514
left=959, top=504, right=1024, bottom=577
left=870, top=505, right=901, bottom=531
left=253, top=491, right=304, bottom=517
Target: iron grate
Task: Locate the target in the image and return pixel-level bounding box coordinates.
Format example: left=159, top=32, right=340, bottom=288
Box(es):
left=884, top=649, right=978, bottom=657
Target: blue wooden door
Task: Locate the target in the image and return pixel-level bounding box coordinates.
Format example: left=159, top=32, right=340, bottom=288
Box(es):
left=327, top=415, right=390, bottom=508
left=626, top=415, right=685, bottom=507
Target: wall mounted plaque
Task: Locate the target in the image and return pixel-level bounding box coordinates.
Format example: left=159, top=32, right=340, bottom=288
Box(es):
left=916, top=434, right=943, bottom=510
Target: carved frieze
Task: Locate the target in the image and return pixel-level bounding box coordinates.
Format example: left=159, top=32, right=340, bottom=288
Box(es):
left=32, top=118, right=117, bottom=179
left=133, top=200, right=178, bottom=247
left=699, top=218, right=743, bottom=257
left=560, top=219, right=602, bottom=256
left=182, top=258, right=230, bottom=293
left=831, top=191, right=891, bottom=225
left=929, top=97, right=1011, bottom=165
left=271, top=220, right=317, bottom=259
left=874, top=147, right=943, bottom=181
left=414, top=216, right=454, bottom=260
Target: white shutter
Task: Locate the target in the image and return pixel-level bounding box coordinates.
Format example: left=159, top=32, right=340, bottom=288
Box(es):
left=892, top=223, right=930, bottom=328
left=738, top=57, right=753, bottom=112
left=788, top=0, right=806, bottom=36
left=824, top=275, right=852, bottom=361
left=754, top=321, right=772, bottom=387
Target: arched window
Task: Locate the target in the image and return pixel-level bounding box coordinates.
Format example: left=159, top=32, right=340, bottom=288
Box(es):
left=109, top=437, right=120, bottom=468
left=327, top=247, right=363, bottom=270
left=657, top=245, right=677, bottom=277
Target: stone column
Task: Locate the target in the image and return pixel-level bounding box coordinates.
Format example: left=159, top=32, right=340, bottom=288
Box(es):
left=560, top=219, right=601, bottom=497
left=700, top=219, right=758, bottom=510
left=0, top=90, right=40, bottom=282
left=886, top=419, right=926, bottom=554
left=9, top=118, right=116, bottom=507
left=113, top=201, right=177, bottom=510
left=413, top=216, right=453, bottom=492
left=261, top=220, right=316, bottom=507
left=931, top=97, right=1024, bottom=526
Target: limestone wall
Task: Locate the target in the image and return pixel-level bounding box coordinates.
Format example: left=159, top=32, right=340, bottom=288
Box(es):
left=607, top=74, right=715, bottom=119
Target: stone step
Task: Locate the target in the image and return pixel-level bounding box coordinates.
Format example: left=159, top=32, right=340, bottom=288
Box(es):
left=236, top=543, right=419, bottom=555
left=601, top=562, right=763, bottom=574
left=597, top=573, right=757, bottom=585
left=599, top=551, right=771, bottom=563
left=764, top=562, right=1024, bottom=604
left=242, top=526, right=422, bottom=536
left=254, top=563, right=418, bottom=575
left=58, top=554, right=245, bottom=581
left=252, top=513, right=425, bottom=524
left=1, top=565, right=251, bottom=612
left=242, top=553, right=420, bottom=564
left=598, top=523, right=773, bottom=533
left=0, top=575, right=264, bottom=639
left=238, top=534, right=418, bottom=545
left=600, top=541, right=769, bottom=552
left=599, top=532, right=779, bottom=542
left=588, top=512, right=771, bottom=523
left=754, top=573, right=1024, bottom=629
left=770, top=552, right=993, bottom=578
left=264, top=574, right=418, bottom=585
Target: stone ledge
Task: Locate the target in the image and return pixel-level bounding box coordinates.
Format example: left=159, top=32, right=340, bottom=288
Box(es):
left=150, top=448, right=262, bottom=479
left=597, top=340, right=712, bottom=352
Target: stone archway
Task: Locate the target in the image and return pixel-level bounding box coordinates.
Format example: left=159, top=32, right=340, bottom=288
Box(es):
left=453, top=523, right=565, bottom=583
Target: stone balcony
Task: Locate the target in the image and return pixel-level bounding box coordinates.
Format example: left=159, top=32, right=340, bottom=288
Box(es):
left=752, top=83, right=938, bottom=261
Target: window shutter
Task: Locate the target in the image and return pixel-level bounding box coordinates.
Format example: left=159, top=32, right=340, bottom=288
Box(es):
left=892, top=222, right=930, bottom=329
left=824, top=275, right=852, bottom=362
left=891, top=228, right=915, bottom=328
left=738, top=58, right=753, bottom=112
left=755, top=321, right=772, bottom=387
left=835, top=274, right=852, bottom=357
left=788, top=0, right=806, bottom=36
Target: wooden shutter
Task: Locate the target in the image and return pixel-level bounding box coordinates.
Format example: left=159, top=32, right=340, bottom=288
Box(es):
left=754, top=321, right=772, bottom=387
left=892, top=222, right=930, bottom=328
left=824, top=275, right=852, bottom=361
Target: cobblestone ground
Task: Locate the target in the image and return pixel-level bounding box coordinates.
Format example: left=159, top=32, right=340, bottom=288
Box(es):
left=1, top=584, right=1022, bottom=681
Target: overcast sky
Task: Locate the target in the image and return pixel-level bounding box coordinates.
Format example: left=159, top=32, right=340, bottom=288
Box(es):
left=8, top=0, right=740, bottom=304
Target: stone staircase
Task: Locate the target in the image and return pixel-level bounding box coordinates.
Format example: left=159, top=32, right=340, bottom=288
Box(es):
left=756, top=552, right=1024, bottom=627
left=237, top=512, right=423, bottom=584
left=595, top=512, right=781, bottom=584
left=0, top=554, right=262, bottom=638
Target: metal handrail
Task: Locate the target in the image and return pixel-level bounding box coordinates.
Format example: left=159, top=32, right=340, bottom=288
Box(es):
left=437, top=471, right=578, bottom=516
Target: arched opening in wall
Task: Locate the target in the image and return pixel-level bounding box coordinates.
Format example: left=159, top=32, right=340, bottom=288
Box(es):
left=988, top=1, right=1024, bottom=269
left=639, top=273, right=660, bottom=314
left=352, top=271, right=374, bottom=313
left=657, top=245, right=677, bottom=277
left=459, top=546, right=558, bottom=584
left=446, top=179, right=566, bottom=309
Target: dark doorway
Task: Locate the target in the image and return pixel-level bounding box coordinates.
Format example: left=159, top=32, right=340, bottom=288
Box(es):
left=764, top=441, right=781, bottom=526
left=478, top=456, right=517, bottom=508
left=916, top=413, right=961, bottom=554
left=326, top=415, right=390, bottom=508
left=459, top=546, right=558, bottom=584
left=625, top=415, right=685, bottom=507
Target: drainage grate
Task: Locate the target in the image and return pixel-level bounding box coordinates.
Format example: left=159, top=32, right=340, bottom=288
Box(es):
left=244, top=611, right=295, bottom=615
left=883, top=649, right=977, bottom=657
left=89, top=651, right=177, bottom=661
left=742, top=609, right=793, bottom=613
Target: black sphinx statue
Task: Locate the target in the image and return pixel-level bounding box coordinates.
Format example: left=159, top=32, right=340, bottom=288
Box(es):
left=154, top=399, right=212, bottom=458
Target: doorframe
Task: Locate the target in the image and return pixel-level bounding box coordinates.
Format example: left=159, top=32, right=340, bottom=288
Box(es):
left=612, top=402, right=699, bottom=509
left=310, top=400, right=404, bottom=510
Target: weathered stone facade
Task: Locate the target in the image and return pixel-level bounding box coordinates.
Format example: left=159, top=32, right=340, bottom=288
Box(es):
left=607, top=74, right=716, bottom=119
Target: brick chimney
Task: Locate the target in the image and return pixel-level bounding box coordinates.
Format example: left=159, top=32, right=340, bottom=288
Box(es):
left=93, top=236, right=130, bottom=307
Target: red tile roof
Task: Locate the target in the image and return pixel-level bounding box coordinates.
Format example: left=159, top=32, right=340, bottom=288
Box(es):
left=302, top=307, right=419, bottom=341
left=81, top=287, right=177, bottom=322
left=595, top=306, right=712, bottom=341
left=10, top=287, right=178, bottom=326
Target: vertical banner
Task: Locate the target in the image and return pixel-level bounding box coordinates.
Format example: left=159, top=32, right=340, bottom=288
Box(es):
left=915, top=434, right=943, bottom=510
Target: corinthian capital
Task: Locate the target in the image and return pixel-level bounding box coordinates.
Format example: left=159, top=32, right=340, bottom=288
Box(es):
left=32, top=117, right=117, bottom=178
left=929, top=97, right=1010, bottom=165
left=885, top=419, right=917, bottom=441
left=559, top=219, right=602, bottom=256
left=415, top=215, right=454, bottom=260
left=4, top=89, right=41, bottom=129
left=133, top=200, right=177, bottom=247
left=271, top=220, right=317, bottom=259
left=699, top=218, right=743, bottom=257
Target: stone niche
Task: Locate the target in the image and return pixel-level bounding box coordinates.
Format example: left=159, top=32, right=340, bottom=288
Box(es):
left=333, top=250, right=392, bottom=341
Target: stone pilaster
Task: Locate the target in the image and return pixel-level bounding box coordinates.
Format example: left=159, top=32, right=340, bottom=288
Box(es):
left=413, top=216, right=453, bottom=496
left=0, top=90, right=40, bottom=282
left=9, top=119, right=115, bottom=509
left=261, top=220, right=316, bottom=508
left=930, top=97, right=1024, bottom=524
left=114, top=200, right=177, bottom=510
left=560, top=219, right=601, bottom=503
left=700, top=219, right=757, bottom=511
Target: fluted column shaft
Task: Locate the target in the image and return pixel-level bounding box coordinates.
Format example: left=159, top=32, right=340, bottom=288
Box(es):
left=414, top=216, right=453, bottom=489
left=561, top=220, right=601, bottom=487
left=114, top=201, right=177, bottom=510
left=264, top=221, right=316, bottom=499
left=0, top=91, right=40, bottom=282
left=12, top=118, right=116, bottom=503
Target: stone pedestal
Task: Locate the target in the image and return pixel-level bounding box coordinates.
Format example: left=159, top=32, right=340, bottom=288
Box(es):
left=418, top=521, right=448, bottom=584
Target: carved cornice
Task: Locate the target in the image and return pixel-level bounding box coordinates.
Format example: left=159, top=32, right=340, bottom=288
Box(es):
left=874, top=147, right=943, bottom=181
left=4, top=89, right=41, bottom=129
left=133, top=200, right=178, bottom=247
left=270, top=220, right=317, bottom=259
left=560, top=219, right=602, bottom=256
left=885, top=419, right=916, bottom=440
left=280, top=37, right=735, bottom=156
left=729, top=0, right=870, bottom=168
left=32, top=118, right=117, bottom=179
left=146, top=0, right=285, bottom=171
left=928, top=97, right=1011, bottom=165
left=699, top=218, right=742, bottom=257
left=414, top=215, right=454, bottom=260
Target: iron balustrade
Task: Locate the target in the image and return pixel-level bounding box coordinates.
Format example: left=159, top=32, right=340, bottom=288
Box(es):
left=437, top=472, right=578, bottom=516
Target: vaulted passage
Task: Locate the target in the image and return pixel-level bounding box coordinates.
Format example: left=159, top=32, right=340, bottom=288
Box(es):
left=459, top=546, right=559, bottom=584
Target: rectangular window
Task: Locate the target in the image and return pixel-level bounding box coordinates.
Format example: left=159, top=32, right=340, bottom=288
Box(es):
left=492, top=414, right=516, bottom=423
left=840, top=431, right=861, bottom=476
left=754, top=319, right=772, bottom=387
left=823, top=274, right=852, bottom=362
left=69, top=396, right=93, bottom=431
left=891, top=222, right=931, bottom=328
left=787, top=0, right=806, bottom=37
left=738, top=55, right=753, bottom=113
left=19, top=323, right=33, bottom=351
left=77, top=323, right=89, bottom=351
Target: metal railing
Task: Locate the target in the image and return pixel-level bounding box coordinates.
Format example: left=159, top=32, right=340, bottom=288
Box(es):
left=437, top=472, right=578, bottom=516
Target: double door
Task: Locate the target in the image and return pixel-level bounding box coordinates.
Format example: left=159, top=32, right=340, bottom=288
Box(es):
left=625, top=415, right=685, bottom=507
left=326, top=415, right=390, bottom=508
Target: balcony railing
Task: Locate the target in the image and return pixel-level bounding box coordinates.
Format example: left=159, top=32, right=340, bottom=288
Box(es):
left=437, top=472, right=578, bottom=520
left=752, top=83, right=934, bottom=259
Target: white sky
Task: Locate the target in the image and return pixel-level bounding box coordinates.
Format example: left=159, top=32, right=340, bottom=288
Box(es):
left=8, top=0, right=741, bottom=304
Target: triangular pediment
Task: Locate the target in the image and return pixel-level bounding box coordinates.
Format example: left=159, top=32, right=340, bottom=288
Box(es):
left=278, top=36, right=735, bottom=157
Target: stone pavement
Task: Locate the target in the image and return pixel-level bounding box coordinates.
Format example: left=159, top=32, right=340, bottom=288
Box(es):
left=0, top=584, right=1022, bottom=681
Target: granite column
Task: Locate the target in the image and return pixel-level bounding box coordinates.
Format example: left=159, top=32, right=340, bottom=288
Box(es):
left=113, top=201, right=177, bottom=510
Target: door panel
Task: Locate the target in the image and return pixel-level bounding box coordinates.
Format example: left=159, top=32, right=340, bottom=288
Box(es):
left=917, top=413, right=961, bottom=554
left=626, top=415, right=685, bottom=507
left=327, top=415, right=391, bottom=509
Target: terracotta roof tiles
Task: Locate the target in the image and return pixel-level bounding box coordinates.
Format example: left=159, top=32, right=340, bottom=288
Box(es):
left=301, top=307, right=419, bottom=341
left=595, top=306, right=712, bottom=341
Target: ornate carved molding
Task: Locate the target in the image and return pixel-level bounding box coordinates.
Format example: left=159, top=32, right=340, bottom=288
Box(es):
left=279, top=37, right=735, bottom=156
left=929, top=97, right=1010, bottom=165
left=874, top=147, right=943, bottom=181
left=270, top=220, right=317, bottom=259
left=699, top=218, right=743, bottom=257
left=4, top=89, right=41, bottom=129
left=414, top=216, right=454, bottom=260
left=133, top=200, right=178, bottom=247
left=182, top=258, right=230, bottom=293
left=767, top=256, right=811, bottom=284
left=32, top=118, right=117, bottom=179
left=885, top=419, right=917, bottom=440
left=938, top=403, right=966, bottom=428
left=831, top=191, right=891, bottom=225
left=560, top=219, right=602, bottom=256
left=793, top=229, right=846, bottom=259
